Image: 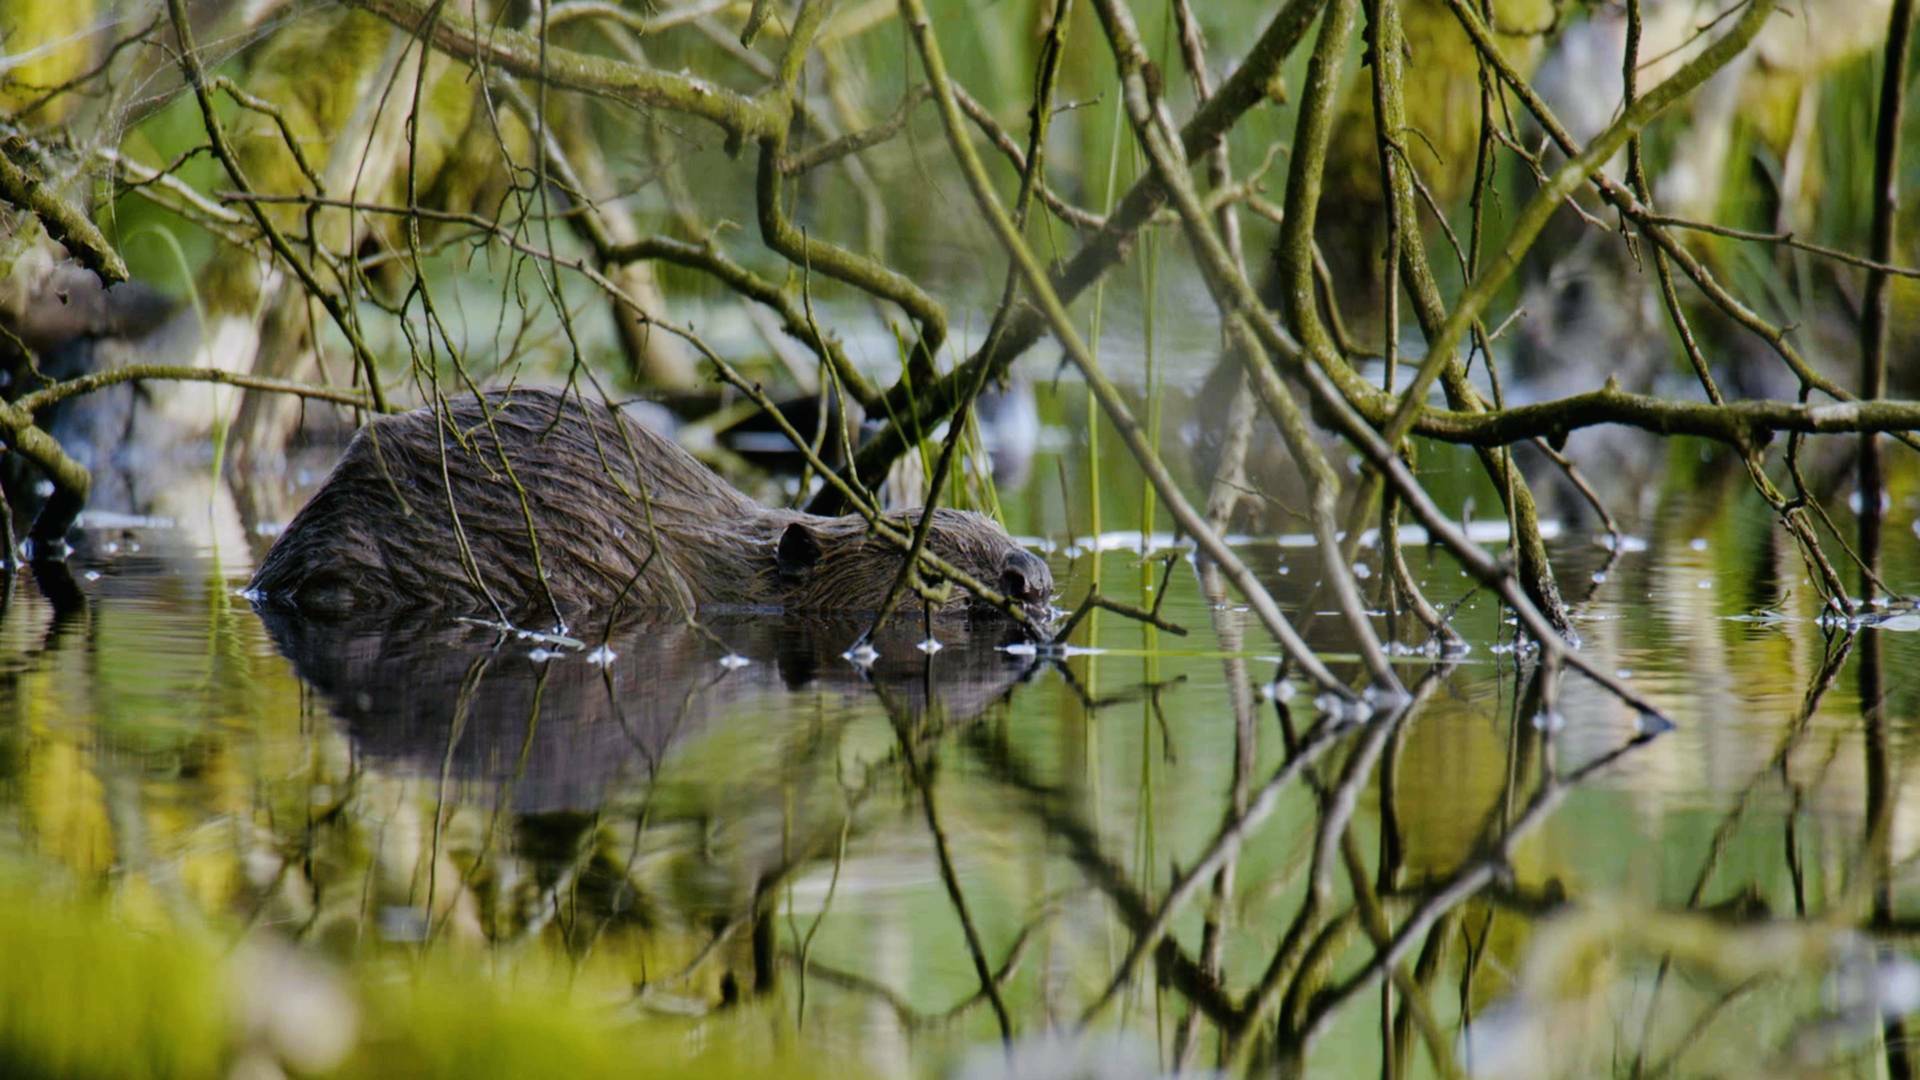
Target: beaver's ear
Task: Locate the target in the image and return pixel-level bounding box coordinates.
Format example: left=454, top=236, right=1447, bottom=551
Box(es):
left=777, top=522, right=822, bottom=580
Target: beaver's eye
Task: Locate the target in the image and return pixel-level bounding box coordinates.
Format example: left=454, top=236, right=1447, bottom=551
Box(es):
left=776, top=522, right=822, bottom=580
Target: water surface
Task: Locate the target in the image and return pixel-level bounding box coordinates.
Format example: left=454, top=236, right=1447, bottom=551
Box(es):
left=7, top=460, right=1920, bottom=1078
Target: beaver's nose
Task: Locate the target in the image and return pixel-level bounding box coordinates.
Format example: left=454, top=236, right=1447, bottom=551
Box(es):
left=999, top=548, right=1053, bottom=606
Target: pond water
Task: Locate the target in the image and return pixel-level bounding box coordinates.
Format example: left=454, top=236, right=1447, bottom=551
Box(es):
left=5, top=413, right=1920, bottom=1079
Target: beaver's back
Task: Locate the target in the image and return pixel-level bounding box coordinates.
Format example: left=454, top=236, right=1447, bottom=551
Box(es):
left=248, top=389, right=761, bottom=625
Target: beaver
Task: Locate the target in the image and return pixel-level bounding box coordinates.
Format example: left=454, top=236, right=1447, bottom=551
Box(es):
left=247, top=388, right=1053, bottom=626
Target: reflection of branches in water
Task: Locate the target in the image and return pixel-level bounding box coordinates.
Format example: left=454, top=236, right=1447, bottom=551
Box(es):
left=790, top=812, right=849, bottom=1028
left=19, top=548, right=1920, bottom=1073
left=424, top=648, right=502, bottom=942
left=1624, top=630, right=1856, bottom=1076
left=1860, top=621, right=1912, bottom=1080
left=966, top=724, right=1239, bottom=1026
left=900, top=646, right=1694, bottom=1070
left=894, top=709, right=1013, bottom=1041
left=1079, top=697, right=1392, bottom=1027
left=11, top=560, right=1733, bottom=1069
left=1245, top=680, right=1439, bottom=1067
left=1050, top=663, right=1189, bottom=759
left=1281, top=717, right=1666, bottom=1056
left=954, top=654, right=1672, bottom=1071
left=1178, top=559, right=1261, bottom=1068
left=790, top=894, right=1068, bottom=1031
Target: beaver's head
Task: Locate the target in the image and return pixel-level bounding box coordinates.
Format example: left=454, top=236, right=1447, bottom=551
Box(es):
left=770, top=508, right=1054, bottom=624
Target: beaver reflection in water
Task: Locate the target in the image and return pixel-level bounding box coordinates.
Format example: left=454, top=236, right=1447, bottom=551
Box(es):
left=247, top=389, right=1053, bottom=626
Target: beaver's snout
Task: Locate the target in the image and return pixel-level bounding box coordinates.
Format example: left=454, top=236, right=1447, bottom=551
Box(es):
left=998, top=548, right=1054, bottom=616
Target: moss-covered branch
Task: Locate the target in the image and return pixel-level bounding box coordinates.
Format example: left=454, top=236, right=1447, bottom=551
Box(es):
left=754, top=133, right=944, bottom=393
left=1400, top=386, right=1920, bottom=446
left=0, top=149, right=127, bottom=283
left=2, top=400, right=91, bottom=548
left=1271, top=0, right=1358, bottom=362
left=604, top=234, right=882, bottom=411
left=343, top=0, right=782, bottom=142
left=14, top=365, right=387, bottom=415
left=1383, top=0, right=1775, bottom=451
left=1363, top=0, right=1562, bottom=631
left=1437, top=0, right=1880, bottom=423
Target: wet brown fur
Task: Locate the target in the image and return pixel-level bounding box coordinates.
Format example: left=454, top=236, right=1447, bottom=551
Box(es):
left=248, top=389, right=1051, bottom=626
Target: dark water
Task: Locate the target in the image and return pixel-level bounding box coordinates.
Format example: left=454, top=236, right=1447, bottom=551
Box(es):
left=6, top=435, right=1920, bottom=1078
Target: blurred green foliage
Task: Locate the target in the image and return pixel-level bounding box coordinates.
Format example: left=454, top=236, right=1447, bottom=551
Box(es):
left=0, top=888, right=846, bottom=1080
